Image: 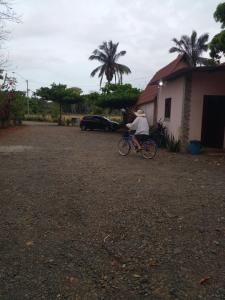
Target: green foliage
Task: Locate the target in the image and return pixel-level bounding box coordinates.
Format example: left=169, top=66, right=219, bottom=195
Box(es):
left=85, top=92, right=100, bottom=106
left=97, top=83, right=141, bottom=110
left=10, top=91, right=26, bottom=120
left=36, top=83, right=82, bottom=105
left=0, top=91, right=8, bottom=122
left=210, top=30, right=225, bottom=60
left=35, top=83, right=83, bottom=124
left=0, top=90, right=26, bottom=124
left=210, top=2, right=225, bottom=61
left=214, top=2, right=225, bottom=28
left=149, top=121, right=168, bottom=148
left=166, top=134, right=180, bottom=152
left=90, top=106, right=104, bottom=115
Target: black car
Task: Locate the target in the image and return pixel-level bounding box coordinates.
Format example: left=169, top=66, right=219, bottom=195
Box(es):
left=80, top=115, right=119, bottom=131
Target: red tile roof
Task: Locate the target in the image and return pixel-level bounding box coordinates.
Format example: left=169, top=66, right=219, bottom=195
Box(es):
left=137, top=54, right=190, bottom=106
left=149, top=54, right=190, bottom=85
left=137, top=84, right=158, bottom=106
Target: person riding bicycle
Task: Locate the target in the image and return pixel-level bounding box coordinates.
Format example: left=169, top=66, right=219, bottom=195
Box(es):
left=126, top=109, right=149, bottom=151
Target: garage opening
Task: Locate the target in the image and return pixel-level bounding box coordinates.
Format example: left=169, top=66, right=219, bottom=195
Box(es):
left=201, top=95, right=225, bottom=148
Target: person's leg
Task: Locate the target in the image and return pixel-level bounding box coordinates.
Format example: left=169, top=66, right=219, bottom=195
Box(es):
left=132, top=135, right=141, bottom=150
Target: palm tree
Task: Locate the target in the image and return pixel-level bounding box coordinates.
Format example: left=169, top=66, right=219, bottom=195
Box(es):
left=169, top=30, right=209, bottom=66
left=89, top=41, right=131, bottom=86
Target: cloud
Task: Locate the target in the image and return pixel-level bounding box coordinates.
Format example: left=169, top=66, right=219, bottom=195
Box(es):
left=2, top=0, right=222, bottom=93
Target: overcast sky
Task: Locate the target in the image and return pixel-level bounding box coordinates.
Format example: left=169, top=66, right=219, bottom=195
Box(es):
left=2, top=0, right=222, bottom=94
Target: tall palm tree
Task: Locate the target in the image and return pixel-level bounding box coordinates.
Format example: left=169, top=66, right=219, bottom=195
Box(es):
left=89, top=41, right=131, bottom=86
left=169, top=30, right=209, bottom=66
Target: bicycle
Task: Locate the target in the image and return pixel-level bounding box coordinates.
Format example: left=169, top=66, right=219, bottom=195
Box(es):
left=118, top=131, right=157, bottom=159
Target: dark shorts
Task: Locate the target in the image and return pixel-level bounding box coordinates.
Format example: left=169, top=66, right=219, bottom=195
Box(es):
left=135, top=134, right=149, bottom=143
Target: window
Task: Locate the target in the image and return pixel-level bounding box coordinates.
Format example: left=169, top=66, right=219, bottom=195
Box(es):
left=164, top=98, right=171, bottom=120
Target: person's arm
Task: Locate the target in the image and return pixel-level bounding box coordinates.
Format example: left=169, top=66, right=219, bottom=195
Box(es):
left=126, top=117, right=138, bottom=130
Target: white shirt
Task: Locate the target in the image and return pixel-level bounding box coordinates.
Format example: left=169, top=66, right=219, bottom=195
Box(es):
left=127, top=116, right=149, bottom=135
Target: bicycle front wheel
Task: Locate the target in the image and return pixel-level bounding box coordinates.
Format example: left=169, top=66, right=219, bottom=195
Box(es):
left=118, top=138, right=131, bottom=156
left=141, top=140, right=157, bottom=159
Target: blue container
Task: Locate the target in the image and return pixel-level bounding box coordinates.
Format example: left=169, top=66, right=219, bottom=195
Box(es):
left=188, top=140, right=202, bottom=155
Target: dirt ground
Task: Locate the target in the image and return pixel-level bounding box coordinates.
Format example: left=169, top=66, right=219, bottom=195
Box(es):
left=0, top=122, right=225, bottom=300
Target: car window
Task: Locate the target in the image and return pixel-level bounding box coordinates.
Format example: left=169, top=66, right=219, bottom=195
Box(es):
left=84, top=116, right=94, bottom=121
left=91, top=117, right=100, bottom=121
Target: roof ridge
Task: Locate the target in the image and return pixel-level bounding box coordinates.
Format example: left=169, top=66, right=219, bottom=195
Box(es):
left=171, top=54, right=185, bottom=72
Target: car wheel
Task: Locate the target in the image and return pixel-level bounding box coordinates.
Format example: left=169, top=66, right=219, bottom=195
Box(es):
left=105, top=126, right=111, bottom=132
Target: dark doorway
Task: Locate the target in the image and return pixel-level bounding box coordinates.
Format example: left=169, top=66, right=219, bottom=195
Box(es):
left=201, top=95, right=225, bottom=148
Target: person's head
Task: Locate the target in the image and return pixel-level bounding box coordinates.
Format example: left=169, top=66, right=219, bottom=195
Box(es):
left=134, top=109, right=146, bottom=117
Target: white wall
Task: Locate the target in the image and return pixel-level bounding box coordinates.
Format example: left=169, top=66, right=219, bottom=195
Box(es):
left=157, top=77, right=185, bottom=140
left=140, top=102, right=155, bottom=125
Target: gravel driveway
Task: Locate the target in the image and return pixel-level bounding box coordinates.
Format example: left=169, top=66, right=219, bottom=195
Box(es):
left=0, top=123, right=225, bottom=299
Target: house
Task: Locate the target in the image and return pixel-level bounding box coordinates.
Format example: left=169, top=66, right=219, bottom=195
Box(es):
left=137, top=55, right=225, bottom=151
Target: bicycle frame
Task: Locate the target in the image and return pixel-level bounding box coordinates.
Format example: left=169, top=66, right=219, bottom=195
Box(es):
left=123, top=132, right=135, bottom=148
left=123, top=132, right=155, bottom=148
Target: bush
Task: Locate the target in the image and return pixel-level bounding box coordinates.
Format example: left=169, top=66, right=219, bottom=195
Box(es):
left=149, top=121, right=168, bottom=147
left=10, top=95, right=26, bottom=121
left=24, top=114, right=53, bottom=122
left=166, top=134, right=180, bottom=152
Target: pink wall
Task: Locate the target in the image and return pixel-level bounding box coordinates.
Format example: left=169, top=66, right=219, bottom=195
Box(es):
left=157, top=77, right=185, bottom=140
left=189, top=71, right=225, bottom=146
left=140, top=102, right=155, bottom=125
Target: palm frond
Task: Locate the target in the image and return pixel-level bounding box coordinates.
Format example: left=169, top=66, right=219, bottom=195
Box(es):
left=191, top=31, right=197, bottom=47
left=89, top=55, right=106, bottom=63
left=169, top=47, right=184, bottom=54
left=90, top=49, right=107, bottom=60
left=100, top=74, right=104, bottom=87
left=171, top=38, right=181, bottom=46
left=116, top=63, right=131, bottom=74
left=111, top=42, right=119, bottom=59
left=90, top=65, right=103, bottom=77
left=98, top=65, right=106, bottom=78
left=197, top=33, right=209, bottom=51
left=114, top=50, right=126, bottom=61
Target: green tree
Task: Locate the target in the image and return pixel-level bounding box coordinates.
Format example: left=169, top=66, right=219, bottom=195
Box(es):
left=10, top=91, right=26, bottom=122
left=169, top=30, right=209, bottom=66
left=97, top=83, right=141, bottom=111
left=0, top=74, right=17, bottom=126
left=209, top=2, right=225, bottom=61
left=89, top=41, right=131, bottom=86
left=214, top=2, right=225, bottom=27
left=36, top=83, right=82, bottom=124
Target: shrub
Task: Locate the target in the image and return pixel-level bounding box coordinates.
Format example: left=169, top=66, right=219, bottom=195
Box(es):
left=66, top=119, right=71, bottom=126
left=24, top=114, right=51, bottom=122
left=166, top=134, right=181, bottom=152
left=149, top=121, right=168, bottom=148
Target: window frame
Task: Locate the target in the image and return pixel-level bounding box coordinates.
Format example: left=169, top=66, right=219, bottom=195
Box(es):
left=164, top=97, right=172, bottom=121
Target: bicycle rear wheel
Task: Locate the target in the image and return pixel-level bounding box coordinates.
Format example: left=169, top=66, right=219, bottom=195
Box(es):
left=141, top=140, right=157, bottom=159
left=118, top=138, right=131, bottom=156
